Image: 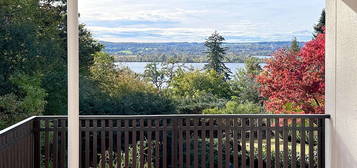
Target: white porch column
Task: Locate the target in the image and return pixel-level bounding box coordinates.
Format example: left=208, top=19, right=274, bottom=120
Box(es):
left=67, top=0, right=79, bottom=167
left=326, top=0, right=357, bottom=167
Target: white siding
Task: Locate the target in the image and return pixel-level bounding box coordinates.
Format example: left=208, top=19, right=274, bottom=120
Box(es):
left=326, top=0, right=357, bottom=167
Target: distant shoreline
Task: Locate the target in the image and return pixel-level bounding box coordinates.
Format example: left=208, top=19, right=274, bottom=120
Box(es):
left=113, top=56, right=271, bottom=64
left=103, top=41, right=286, bottom=64
left=114, top=61, right=264, bottom=63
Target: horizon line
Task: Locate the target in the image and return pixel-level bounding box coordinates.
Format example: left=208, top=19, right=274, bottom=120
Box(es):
left=99, top=40, right=307, bottom=43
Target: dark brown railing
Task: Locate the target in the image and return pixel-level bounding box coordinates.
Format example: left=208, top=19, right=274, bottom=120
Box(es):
left=0, top=114, right=329, bottom=168
left=0, top=116, right=39, bottom=168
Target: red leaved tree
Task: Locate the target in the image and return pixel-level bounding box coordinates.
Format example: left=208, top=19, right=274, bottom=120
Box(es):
left=257, top=33, right=325, bottom=114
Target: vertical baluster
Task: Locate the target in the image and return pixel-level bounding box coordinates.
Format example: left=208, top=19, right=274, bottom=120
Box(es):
left=101, top=120, right=106, bottom=168
left=242, top=118, right=247, bottom=168
left=258, top=118, right=263, bottom=168
left=209, top=118, right=214, bottom=168
left=218, top=118, right=223, bottom=168
left=194, top=118, right=199, bottom=168
left=109, top=120, right=114, bottom=168
left=178, top=119, right=183, bottom=168
left=85, top=120, right=90, bottom=168
left=225, top=118, right=230, bottom=168
left=62, top=120, right=67, bottom=168
left=12, top=130, right=16, bottom=168
left=201, top=119, right=206, bottom=168
left=18, top=132, right=21, bottom=168
left=45, top=120, right=49, bottom=168
left=79, top=120, right=82, bottom=168
left=140, top=119, right=145, bottom=168
left=1, top=139, right=3, bottom=168
left=66, top=120, right=69, bottom=168
left=233, top=118, right=238, bottom=168
left=23, top=126, right=27, bottom=168
left=19, top=123, right=23, bottom=167
left=132, top=120, right=137, bottom=168
left=8, top=134, right=11, bottom=168
left=25, top=122, right=29, bottom=168
left=275, top=118, right=280, bottom=168
left=53, top=120, right=58, bottom=168
left=147, top=120, right=152, bottom=168
left=26, top=123, right=31, bottom=167
left=116, top=120, right=122, bottom=168
left=19, top=134, right=23, bottom=168
left=8, top=132, right=11, bottom=168
left=163, top=119, right=168, bottom=168
left=283, top=118, right=289, bottom=168
left=11, top=132, right=15, bottom=168
left=29, top=123, right=32, bottom=167
left=301, top=118, right=306, bottom=168
left=28, top=122, right=31, bottom=167
left=155, top=119, right=160, bottom=168
left=93, top=120, right=98, bottom=167
left=28, top=124, right=32, bottom=168
left=32, top=121, right=36, bottom=168
left=249, top=118, right=254, bottom=168
left=266, top=118, right=271, bottom=168
left=124, top=120, right=129, bottom=168
left=18, top=128, right=21, bottom=168
left=292, top=118, right=297, bottom=168
left=186, top=119, right=191, bottom=168
left=318, top=118, right=325, bottom=168
left=5, top=135, right=8, bottom=168
left=309, top=118, right=314, bottom=168
left=172, top=118, right=178, bottom=168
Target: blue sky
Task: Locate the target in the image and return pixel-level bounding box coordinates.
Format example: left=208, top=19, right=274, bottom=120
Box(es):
left=79, top=0, right=324, bottom=42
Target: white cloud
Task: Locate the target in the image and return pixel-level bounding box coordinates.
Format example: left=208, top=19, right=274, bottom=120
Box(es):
left=79, top=0, right=324, bottom=42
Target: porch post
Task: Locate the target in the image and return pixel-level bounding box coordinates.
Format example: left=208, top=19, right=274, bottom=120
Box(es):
left=326, top=0, right=357, bottom=167
left=67, top=0, right=79, bottom=167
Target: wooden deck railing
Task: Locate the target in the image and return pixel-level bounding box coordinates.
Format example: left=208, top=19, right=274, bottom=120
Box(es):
left=0, top=117, right=39, bottom=168
left=0, top=114, right=330, bottom=168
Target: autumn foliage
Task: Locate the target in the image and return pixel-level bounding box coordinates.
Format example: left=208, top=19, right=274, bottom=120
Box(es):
left=257, top=33, right=325, bottom=114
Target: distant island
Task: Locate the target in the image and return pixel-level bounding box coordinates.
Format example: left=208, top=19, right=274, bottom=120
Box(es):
left=101, top=41, right=304, bottom=63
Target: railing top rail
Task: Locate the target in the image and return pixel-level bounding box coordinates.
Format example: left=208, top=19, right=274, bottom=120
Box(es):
left=0, top=116, right=36, bottom=135
left=34, top=114, right=331, bottom=119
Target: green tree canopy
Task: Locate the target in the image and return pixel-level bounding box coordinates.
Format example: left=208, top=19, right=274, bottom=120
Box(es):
left=81, top=52, right=176, bottom=115
left=0, top=0, right=103, bottom=120
left=169, top=69, right=232, bottom=100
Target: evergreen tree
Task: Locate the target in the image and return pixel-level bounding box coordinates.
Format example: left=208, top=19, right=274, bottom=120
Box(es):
left=231, top=57, right=263, bottom=104
left=314, top=9, right=325, bottom=36
left=204, top=31, right=231, bottom=80
left=290, top=37, right=300, bottom=53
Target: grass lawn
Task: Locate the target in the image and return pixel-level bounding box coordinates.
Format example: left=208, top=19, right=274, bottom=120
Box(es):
left=245, top=138, right=313, bottom=155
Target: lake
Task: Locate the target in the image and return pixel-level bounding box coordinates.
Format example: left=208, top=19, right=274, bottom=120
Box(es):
left=115, top=62, right=252, bottom=74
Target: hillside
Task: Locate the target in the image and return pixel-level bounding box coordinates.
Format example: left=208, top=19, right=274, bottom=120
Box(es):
left=101, top=41, right=304, bottom=63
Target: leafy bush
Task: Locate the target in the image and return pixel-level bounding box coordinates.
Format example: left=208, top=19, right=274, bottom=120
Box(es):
left=80, top=78, right=176, bottom=115
left=203, top=100, right=262, bottom=114
left=174, top=92, right=227, bottom=114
